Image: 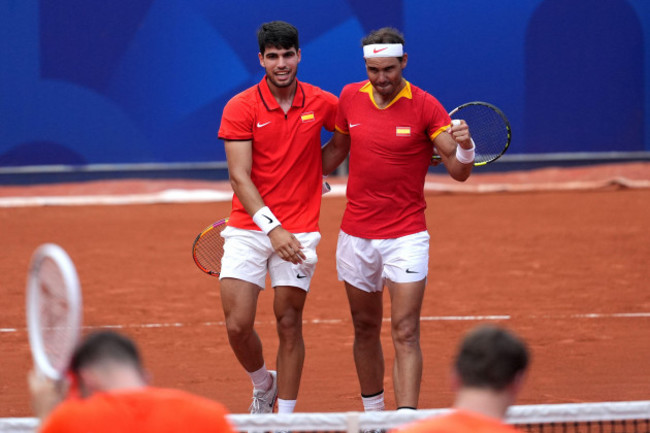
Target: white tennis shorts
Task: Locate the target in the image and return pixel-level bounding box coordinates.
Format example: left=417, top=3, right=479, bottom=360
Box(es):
left=336, top=230, right=430, bottom=293
left=219, top=226, right=321, bottom=291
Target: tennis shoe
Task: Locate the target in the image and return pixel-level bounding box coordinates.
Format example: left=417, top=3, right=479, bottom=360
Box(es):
left=249, top=370, right=278, bottom=414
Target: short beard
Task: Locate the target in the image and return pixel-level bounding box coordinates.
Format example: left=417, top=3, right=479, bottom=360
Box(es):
left=268, top=75, right=295, bottom=88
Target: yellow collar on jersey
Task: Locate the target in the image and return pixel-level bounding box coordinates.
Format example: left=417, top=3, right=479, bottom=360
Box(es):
left=360, top=79, right=412, bottom=110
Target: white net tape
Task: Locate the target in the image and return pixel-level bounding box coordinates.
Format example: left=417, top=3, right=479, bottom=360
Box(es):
left=3, top=401, right=649, bottom=433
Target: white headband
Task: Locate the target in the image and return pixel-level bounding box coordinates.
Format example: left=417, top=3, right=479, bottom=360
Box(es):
left=363, top=43, right=403, bottom=58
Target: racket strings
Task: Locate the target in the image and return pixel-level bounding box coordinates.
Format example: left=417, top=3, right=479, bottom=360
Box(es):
left=453, top=105, right=509, bottom=164
left=194, top=227, right=226, bottom=274
left=37, top=258, right=76, bottom=372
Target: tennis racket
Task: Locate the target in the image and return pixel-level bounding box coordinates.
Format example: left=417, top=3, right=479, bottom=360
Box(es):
left=433, top=101, right=512, bottom=166
left=26, top=243, right=83, bottom=380
left=192, top=218, right=228, bottom=276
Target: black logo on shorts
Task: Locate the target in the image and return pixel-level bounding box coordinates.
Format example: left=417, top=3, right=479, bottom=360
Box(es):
left=405, top=268, right=418, bottom=274
left=297, top=274, right=307, bottom=279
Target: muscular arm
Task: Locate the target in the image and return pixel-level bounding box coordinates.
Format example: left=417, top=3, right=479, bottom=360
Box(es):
left=322, top=131, right=351, bottom=176
left=224, top=140, right=264, bottom=214
left=224, top=140, right=305, bottom=263
left=432, top=120, right=474, bottom=182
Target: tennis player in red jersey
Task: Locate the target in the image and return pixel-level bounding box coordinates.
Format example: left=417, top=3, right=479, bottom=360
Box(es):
left=393, top=325, right=530, bottom=433
left=28, top=331, right=235, bottom=433
left=322, top=27, right=475, bottom=415
left=217, top=21, right=337, bottom=415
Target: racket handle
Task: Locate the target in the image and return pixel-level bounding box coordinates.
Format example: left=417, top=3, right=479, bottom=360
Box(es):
left=322, top=181, right=331, bottom=195
left=298, top=250, right=318, bottom=277
left=451, top=119, right=461, bottom=126
left=302, top=249, right=318, bottom=265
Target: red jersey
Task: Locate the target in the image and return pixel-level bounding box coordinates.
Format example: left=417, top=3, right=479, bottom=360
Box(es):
left=219, top=76, right=337, bottom=232
left=41, top=387, right=235, bottom=433
left=335, top=80, right=450, bottom=238
left=395, top=410, right=523, bottom=433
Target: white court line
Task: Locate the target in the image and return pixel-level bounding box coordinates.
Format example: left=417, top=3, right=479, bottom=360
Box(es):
left=2, top=176, right=648, bottom=208
left=420, top=315, right=511, bottom=321
left=0, top=187, right=344, bottom=208
left=3, top=312, right=650, bottom=334
left=0, top=189, right=234, bottom=207
left=571, top=312, right=650, bottom=318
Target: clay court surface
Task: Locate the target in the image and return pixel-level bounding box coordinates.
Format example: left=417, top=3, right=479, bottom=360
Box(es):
left=1, top=162, right=649, bottom=417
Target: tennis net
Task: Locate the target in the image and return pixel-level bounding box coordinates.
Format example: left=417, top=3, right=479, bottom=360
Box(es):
left=229, top=401, right=650, bottom=433
left=2, top=401, right=648, bottom=433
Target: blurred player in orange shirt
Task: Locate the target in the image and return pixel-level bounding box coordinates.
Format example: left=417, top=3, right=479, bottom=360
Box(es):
left=394, top=324, right=530, bottom=433
left=28, top=330, right=235, bottom=433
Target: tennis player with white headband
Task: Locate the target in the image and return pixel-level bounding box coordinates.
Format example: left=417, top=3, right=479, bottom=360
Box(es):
left=321, top=27, right=475, bottom=418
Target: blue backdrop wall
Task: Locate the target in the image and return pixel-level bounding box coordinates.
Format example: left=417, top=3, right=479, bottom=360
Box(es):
left=1, top=0, right=648, bottom=167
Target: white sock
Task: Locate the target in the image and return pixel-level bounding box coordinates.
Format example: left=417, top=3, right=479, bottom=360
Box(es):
left=361, top=391, right=385, bottom=412
left=248, top=365, right=272, bottom=391
left=277, top=398, right=297, bottom=414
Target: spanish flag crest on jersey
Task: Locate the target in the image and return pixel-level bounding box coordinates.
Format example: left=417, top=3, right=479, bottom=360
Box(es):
left=396, top=126, right=411, bottom=137
left=301, top=112, right=315, bottom=123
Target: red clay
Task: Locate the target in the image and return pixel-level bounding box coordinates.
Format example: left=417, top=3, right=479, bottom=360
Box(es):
left=1, top=163, right=649, bottom=416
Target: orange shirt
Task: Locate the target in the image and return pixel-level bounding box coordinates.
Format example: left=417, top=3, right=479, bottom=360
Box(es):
left=335, top=80, right=450, bottom=238
left=40, top=387, right=235, bottom=433
left=394, top=410, right=523, bottom=433
left=219, top=76, right=337, bottom=233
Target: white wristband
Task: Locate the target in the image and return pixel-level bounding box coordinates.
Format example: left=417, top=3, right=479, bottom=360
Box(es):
left=456, top=139, right=476, bottom=164
left=252, top=206, right=281, bottom=234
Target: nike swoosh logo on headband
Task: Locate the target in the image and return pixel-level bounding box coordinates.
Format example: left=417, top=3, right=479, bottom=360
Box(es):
left=373, top=47, right=388, bottom=54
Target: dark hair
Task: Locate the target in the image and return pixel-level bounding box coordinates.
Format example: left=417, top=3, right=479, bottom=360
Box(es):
left=257, top=21, right=299, bottom=55
left=361, top=27, right=405, bottom=47
left=454, top=325, right=529, bottom=391
left=70, top=330, right=143, bottom=374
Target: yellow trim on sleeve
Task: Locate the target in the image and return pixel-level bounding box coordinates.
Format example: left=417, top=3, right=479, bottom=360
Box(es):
left=430, top=123, right=451, bottom=141
left=335, top=125, right=350, bottom=135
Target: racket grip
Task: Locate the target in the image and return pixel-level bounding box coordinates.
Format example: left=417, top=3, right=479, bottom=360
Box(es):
left=322, top=181, right=331, bottom=195
left=302, top=250, right=318, bottom=265
left=451, top=119, right=461, bottom=126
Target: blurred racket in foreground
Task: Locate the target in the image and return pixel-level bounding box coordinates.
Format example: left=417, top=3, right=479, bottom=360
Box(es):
left=26, top=243, right=82, bottom=380
left=192, top=218, right=228, bottom=276
left=433, top=101, right=512, bottom=166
